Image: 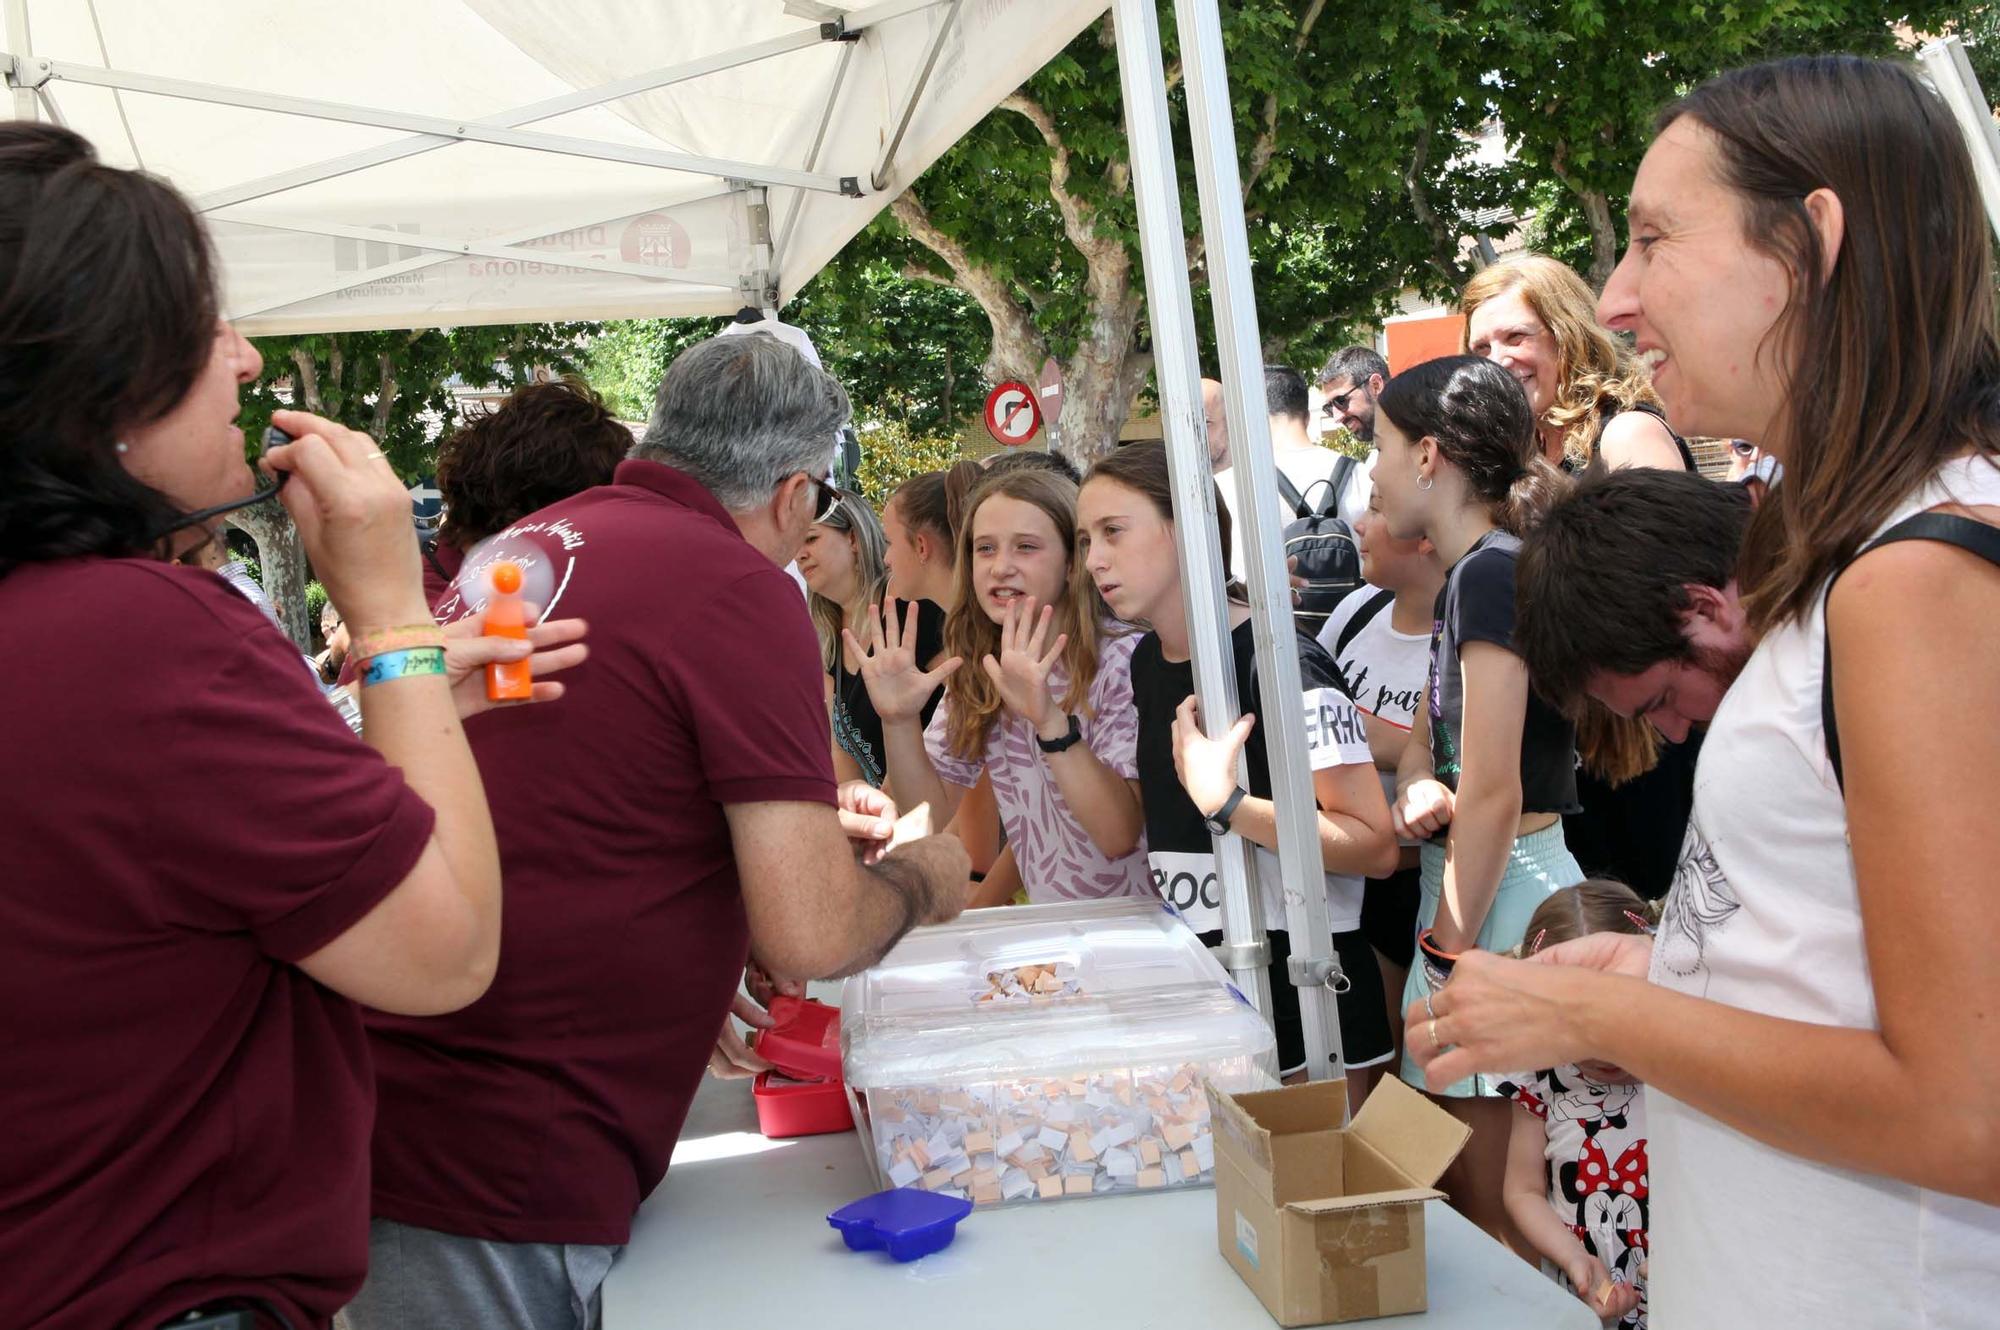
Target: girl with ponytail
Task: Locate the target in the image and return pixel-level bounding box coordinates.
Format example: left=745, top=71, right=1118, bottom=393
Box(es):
left=1369, top=353, right=1580, bottom=1252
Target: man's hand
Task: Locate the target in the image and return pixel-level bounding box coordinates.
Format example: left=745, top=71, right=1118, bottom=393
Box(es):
left=708, top=991, right=777, bottom=1080
left=837, top=781, right=897, bottom=864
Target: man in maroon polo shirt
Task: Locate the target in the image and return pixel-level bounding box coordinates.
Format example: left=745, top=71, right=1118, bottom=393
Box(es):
left=343, top=334, right=970, bottom=1329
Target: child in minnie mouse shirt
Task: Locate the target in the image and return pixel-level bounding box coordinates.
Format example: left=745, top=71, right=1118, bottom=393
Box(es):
left=1496, top=880, right=1661, bottom=1328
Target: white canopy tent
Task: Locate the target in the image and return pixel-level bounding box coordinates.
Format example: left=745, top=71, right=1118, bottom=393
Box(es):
left=1, top=0, right=1108, bottom=332
left=4, top=0, right=1359, bottom=1094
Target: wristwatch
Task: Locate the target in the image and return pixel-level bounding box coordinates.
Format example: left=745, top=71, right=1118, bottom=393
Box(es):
left=1202, top=786, right=1248, bottom=836
left=1036, top=714, right=1084, bottom=754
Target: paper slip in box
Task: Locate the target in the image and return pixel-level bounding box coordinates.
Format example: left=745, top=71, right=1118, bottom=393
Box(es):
left=1207, top=1076, right=1470, bottom=1326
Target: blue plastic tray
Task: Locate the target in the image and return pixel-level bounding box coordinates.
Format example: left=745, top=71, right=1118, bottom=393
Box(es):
left=827, top=1188, right=974, bottom=1262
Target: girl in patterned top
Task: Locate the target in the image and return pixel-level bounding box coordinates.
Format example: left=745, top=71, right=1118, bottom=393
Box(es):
left=850, top=467, right=1152, bottom=902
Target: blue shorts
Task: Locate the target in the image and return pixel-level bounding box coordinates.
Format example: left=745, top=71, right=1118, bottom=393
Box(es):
left=1398, top=822, right=1582, bottom=1098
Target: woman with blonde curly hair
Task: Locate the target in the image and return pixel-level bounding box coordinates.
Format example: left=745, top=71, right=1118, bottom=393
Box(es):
left=1465, top=253, right=1701, bottom=903
left=1462, top=253, right=1695, bottom=473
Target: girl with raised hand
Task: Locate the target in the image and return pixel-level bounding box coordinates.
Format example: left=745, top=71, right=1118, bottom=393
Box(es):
left=849, top=468, right=1150, bottom=902
left=1375, top=352, right=1576, bottom=1252
left=1076, top=441, right=1397, bottom=1104
left=800, top=490, right=945, bottom=791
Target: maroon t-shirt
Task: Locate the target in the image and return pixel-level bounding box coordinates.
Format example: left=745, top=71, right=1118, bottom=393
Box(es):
left=367, top=459, right=836, bottom=1245
left=0, top=559, right=436, bottom=1330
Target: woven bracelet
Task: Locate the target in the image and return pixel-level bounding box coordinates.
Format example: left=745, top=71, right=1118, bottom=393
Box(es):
left=360, top=645, right=447, bottom=688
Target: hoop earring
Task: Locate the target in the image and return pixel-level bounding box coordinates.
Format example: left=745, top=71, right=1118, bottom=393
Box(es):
left=1415, top=473, right=1433, bottom=491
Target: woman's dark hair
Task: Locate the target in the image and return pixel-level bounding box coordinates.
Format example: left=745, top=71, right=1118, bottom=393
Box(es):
left=0, top=123, right=218, bottom=577
left=1510, top=878, right=1663, bottom=958
left=1376, top=354, right=1566, bottom=536
left=1664, top=57, right=2000, bottom=632
left=434, top=377, right=629, bottom=549
left=889, top=459, right=984, bottom=550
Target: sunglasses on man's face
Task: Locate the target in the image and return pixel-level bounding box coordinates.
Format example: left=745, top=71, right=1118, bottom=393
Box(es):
left=1321, top=384, right=1366, bottom=416
left=806, top=469, right=841, bottom=523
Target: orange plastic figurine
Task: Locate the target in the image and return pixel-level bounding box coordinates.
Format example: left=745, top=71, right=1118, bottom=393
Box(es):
left=484, top=560, right=533, bottom=701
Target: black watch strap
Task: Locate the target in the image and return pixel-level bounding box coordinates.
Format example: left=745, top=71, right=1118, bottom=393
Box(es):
left=1036, top=714, right=1084, bottom=753
left=1203, top=785, right=1248, bottom=836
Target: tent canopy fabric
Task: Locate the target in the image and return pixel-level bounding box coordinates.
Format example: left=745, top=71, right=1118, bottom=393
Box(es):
left=3, top=0, right=1108, bottom=333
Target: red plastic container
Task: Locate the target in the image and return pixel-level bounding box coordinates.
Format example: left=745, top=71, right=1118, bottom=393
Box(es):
left=757, top=997, right=842, bottom=1081
left=753, top=1070, right=855, bottom=1138
left=752, top=997, right=853, bottom=1138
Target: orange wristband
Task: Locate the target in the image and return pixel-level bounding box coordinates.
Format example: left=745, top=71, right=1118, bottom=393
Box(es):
left=350, top=622, right=446, bottom=664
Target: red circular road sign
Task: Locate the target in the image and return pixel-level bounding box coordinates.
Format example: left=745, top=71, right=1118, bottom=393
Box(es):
left=983, top=380, right=1042, bottom=446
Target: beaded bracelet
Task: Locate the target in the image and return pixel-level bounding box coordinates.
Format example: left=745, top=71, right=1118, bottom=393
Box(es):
left=350, top=622, right=446, bottom=663
left=360, top=645, right=447, bottom=688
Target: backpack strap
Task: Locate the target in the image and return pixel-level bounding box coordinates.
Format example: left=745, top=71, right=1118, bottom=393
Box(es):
left=1274, top=469, right=1312, bottom=520
left=1326, top=453, right=1359, bottom=517
left=1294, top=453, right=1361, bottom=520
left=1332, top=586, right=1395, bottom=661
left=1822, top=511, right=2000, bottom=791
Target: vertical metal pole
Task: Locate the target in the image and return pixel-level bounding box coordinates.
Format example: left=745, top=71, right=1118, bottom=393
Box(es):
left=1920, top=37, right=2000, bottom=245
left=5, top=1, right=38, bottom=122
left=1108, top=0, right=1272, bottom=1022
left=1170, top=0, right=1346, bottom=1091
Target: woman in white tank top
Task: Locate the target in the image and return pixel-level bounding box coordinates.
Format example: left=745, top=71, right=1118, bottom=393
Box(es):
left=1407, top=56, right=2000, bottom=1328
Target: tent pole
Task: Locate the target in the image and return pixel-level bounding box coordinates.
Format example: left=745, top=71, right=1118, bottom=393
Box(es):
left=1108, top=0, right=1273, bottom=1022
left=1919, top=37, right=2000, bottom=245
left=5, top=1, right=37, bottom=121
left=869, top=0, right=962, bottom=190
left=1169, top=0, right=1347, bottom=1095
left=29, top=56, right=858, bottom=195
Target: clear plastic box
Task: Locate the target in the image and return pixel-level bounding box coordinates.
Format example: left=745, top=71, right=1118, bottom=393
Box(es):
left=840, top=898, right=1279, bottom=1208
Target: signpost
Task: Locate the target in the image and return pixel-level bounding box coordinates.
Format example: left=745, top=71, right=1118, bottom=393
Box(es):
left=982, top=380, right=1042, bottom=446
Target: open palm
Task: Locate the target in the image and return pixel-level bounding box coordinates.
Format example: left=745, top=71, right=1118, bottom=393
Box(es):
left=980, top=597, right=1067, bottom=731
left=843, top=598, right=961, bottom=723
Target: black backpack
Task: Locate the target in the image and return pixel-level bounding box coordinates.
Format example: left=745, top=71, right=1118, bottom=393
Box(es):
left=1275, top=458, right=1363, bottom=634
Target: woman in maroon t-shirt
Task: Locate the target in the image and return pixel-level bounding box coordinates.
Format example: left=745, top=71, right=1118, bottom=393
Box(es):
left=0, top=124, right=578, bottom=1330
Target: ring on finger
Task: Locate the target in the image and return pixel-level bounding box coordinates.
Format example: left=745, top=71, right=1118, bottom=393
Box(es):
left=1428, top=1018, right=1442, bottom=1051
left=1423, top=993, right=1438, bottom=1022
left=362, top=451, right=385, bottom=460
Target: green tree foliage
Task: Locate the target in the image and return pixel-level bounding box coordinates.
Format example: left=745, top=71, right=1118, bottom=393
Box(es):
left=851, top=420, right=968, bottom=511
left=585, top=260, right=991, bottom=436
left=232, top=321, right=593, bottom=646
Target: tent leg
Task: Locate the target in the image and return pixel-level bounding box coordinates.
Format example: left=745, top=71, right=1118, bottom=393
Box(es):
left=1920, top=37, right=2000, bottom=245
left=1169, top=0, right=1347, bottom=1098
left=1108, top=0, right=1273, bottom=1028
left=5, top=1, right=37, bottom=121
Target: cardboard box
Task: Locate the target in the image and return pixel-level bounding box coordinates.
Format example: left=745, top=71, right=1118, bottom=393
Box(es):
left=1207, top=1076, right=1471, bottom=1326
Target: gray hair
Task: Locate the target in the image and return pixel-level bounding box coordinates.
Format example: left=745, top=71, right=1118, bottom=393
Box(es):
left=1316, top=345, right=1389, bottom=390
left=632, top=333, right=850, bottom=510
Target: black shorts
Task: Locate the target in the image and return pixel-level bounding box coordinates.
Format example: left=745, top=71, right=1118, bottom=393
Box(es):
left=1204, top=927, right=1394, bottom=1077
left=1360, top=864, right=1422, bottom=968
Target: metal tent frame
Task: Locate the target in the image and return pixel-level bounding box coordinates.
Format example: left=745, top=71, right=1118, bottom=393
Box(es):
left=1, top=0, right=1358, bottom=1095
